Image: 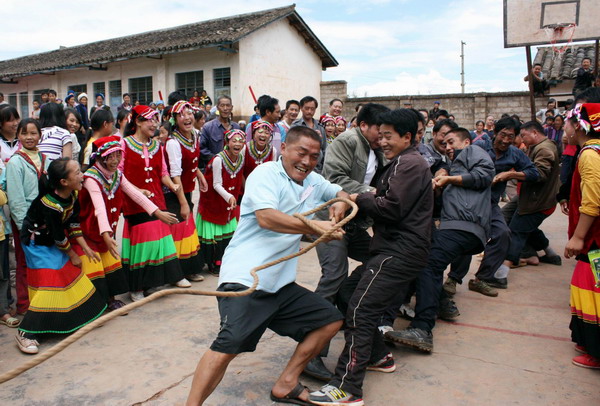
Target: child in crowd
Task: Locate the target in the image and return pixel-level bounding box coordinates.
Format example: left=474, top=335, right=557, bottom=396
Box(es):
left=0, top=106, right=21, bottom=164
left=0, top=180, right=15, bottom=329
left=119, top=105, right=184, bottom=302
left=39, top=103, right=73, bottom=162
left=15, top=158, right=107, bottom=354
left=321, top=116, right=337, bottom=144
left=64, top=108, right=83, bottom=160
left=196, top=129, right=245, bottom=274
left=31, top=100, right=41, bottom=120
left=114, top=109, right=131, bottom=138
left=164, top=101, right=208, bottom=281
left=81, top=110, right=115, bottom=171
left=7, top=119, right=51, bottom=316
left=335, top=116, right=347, bottom=135
left=243, top=120, right=276, bottom=179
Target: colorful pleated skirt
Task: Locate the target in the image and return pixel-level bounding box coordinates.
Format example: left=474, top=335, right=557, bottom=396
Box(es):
left=18, top=242, right=107, bottom=334
left=195, top=213, right=237, bottom=272
left=121, top=214, right=183, bottom=292
left=570, top=260, right=600, bottom=359
left=165, top=192, right=203, bottom=276
left=72, top=241, right=128, bottom=302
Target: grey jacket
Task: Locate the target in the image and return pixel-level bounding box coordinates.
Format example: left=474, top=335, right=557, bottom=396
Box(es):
left=439, top=145, right=495, bottom=246
left=317, top=127, right=385, bottom=225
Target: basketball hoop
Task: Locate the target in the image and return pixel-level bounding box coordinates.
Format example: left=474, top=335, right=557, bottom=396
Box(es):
left=543, top=23, right=577, bottom=55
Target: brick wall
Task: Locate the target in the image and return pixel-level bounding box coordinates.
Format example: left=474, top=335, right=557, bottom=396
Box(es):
left=320, top=80, right=553, bottom=128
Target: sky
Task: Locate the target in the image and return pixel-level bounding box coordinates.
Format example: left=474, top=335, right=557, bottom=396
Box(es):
left=0, top=0, right=547, bottom=97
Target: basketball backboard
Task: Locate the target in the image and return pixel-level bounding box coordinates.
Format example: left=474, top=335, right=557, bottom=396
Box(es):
left=504, top=0, right=600, bottom=48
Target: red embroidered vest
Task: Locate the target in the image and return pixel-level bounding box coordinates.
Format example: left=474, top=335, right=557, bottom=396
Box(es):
left=79, top=165, right=124, bottom=251
left=199, top=151, right=244, bottom=225
left=243, top=141, right=275, bottom=179
left=122, top=136, right=166, bottom=216
left=169, top=130, right=200, bottom=194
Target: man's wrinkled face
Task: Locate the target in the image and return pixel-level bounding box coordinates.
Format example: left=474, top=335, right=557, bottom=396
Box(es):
left=494, top=128, right=516, bottom=152
left=301, top=101, right=317, bottom=120
left=432, top=124, right=452, bottom=153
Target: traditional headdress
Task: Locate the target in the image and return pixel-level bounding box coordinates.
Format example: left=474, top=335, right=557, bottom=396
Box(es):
left=91, top=135, right=123, bottom=161
left=334, top=116, right=347, bottom=126
left=224, top=129, right=246, bottom=146
left=251, top=120, right=274, bottom=134
left=582, top=103, right=600, bottom=132
left=95, top=93, right=105, bottom=100
left=171, top=100, right=193, bottom=115
left=320, top=115, right=335, bottom=125
left=131, top=105, right=160, bottom=122
left=567, top=103, right=591, bottom=133
left=77, top=93, right=88, bottom=102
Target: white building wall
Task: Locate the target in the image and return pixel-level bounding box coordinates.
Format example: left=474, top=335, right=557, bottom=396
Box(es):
left=238, top=18, right=323, bottom=117
left=1, top=20, right=325, bottom=120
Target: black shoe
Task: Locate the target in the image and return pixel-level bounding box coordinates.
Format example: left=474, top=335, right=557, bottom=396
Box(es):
left=384, top=327, right=433, bottom=353
left=438, top=297, right=460, bottom=321
left=303, top=356, right=333, bottom=382
left=483, top=277, right=508, bottom=289
left=539, top=254, right=562, bottom=265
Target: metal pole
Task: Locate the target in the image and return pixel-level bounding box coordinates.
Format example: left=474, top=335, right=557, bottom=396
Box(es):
left=594, top=39, right=599, bottom=77
left=525, top=46, right=536, bottom=121
left=460, top=41, right=466, bottom=93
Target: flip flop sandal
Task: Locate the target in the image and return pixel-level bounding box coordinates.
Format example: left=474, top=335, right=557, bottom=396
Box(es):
left=0, top=316, right=20, bottom=328
left=270, top=382, right=312, bottom=405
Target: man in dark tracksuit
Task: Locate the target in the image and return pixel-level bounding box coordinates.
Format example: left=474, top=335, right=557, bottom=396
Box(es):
left=309, top=109, right=433, bottom=405
left=445, top=117, right=539, bottom=297
left=386, top=127, right=495, bottom=353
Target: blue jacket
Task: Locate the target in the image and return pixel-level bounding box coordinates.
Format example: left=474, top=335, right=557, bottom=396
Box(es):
left=439, top=145, right=495, bottom=246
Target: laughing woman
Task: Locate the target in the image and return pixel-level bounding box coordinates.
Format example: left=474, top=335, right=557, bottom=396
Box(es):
left=164, top=101, right=208, bottom=282
left=243, top=120, right=276, bottom=179
left=119, top=106, right=184, bottom=302
left=15, top=158, right=106, bottom=354
left=196, top=129, right=245, bottom=274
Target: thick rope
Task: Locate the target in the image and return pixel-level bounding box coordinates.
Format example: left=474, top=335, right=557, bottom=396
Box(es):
left=0, top=197, right=357, bottom=384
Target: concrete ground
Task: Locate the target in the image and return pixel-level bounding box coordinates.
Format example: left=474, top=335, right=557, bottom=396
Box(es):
left=0, top=209, right=599, bottom=405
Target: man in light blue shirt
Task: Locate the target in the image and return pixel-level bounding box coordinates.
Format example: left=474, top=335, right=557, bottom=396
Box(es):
left=187, top=126, right=350, bottom=406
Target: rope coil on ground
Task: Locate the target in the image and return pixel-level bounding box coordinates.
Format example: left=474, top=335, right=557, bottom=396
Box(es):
left=0, top=197, right=357, bottom=384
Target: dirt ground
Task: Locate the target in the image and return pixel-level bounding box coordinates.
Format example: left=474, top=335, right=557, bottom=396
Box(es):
left=0, top=209, right=598, bottom=405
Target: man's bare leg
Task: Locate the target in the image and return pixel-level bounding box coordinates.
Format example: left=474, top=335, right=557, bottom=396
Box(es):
left=186, top=350, right=237, bottom=406
left=271, top=320, right=342, bottom=400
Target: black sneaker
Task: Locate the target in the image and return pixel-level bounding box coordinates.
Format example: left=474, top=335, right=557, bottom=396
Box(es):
left=384, top=327, right=433, bottom=353
left=483, top=277, right=508, bottom=289
left=309, top=384, right=364, bottom=405
left=303, top=356, right=333, bottom=382
left=539, top=254, right=562, bottom=265
left=438, top=297, right=460, bottom=321
left=366, top=352, right=396, bottom=373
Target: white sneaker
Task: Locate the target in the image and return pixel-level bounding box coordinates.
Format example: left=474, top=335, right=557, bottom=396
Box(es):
left=175, top=278, right=191, bottom=288
left=187, top=273, right=205, bottom=282
left=378, top=325, right=394, bottom=335
left=130, top=291, right=145, bottom=302
left=15, top=332, right=39, bottom=354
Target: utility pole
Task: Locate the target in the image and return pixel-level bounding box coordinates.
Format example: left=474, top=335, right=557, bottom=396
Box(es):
left=460, top=40, right=466, bottom=93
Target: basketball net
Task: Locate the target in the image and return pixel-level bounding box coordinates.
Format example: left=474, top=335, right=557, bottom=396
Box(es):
left=543, top=23, right=577, bottom=56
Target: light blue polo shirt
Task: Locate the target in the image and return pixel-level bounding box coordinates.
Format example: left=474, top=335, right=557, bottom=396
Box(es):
left=218, top=159, right=341, bottom=293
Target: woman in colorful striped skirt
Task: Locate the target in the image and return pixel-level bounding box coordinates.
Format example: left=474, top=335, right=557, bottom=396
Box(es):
left=119, top=106, right=184, bottom=302
left=164, top=101, right=208, bottom=281
left=15, top=158, right=107, bottom=354
left=564, top=103, right=600, bottom=369
left=73, top=135, right=177, bottom=310
left=196, top=129, right=245, bottom=275
left=243, top=120, right=276, bottom=179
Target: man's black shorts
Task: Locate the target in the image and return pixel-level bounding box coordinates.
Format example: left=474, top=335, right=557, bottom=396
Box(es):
left=210, top=282, right=343, bottom=354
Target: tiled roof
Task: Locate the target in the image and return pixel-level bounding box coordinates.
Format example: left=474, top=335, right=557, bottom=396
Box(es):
left=533, top=44, right=597, bottom=81
left=0, top=5, right=337, bottom=80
